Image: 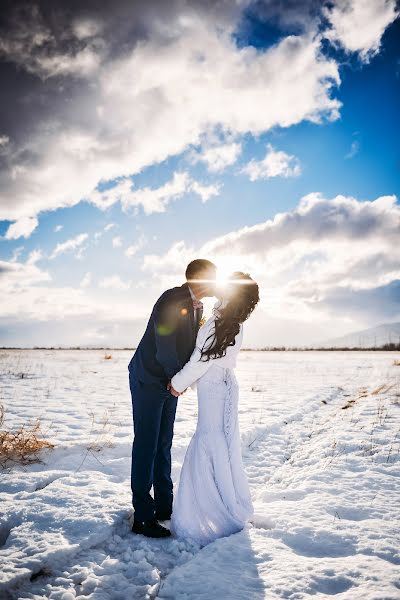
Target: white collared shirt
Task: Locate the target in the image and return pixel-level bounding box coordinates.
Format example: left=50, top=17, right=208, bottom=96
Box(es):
left=188, top=285, right=198, bottom=321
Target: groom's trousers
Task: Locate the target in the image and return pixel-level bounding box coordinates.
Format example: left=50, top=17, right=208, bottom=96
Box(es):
left=129, top=372, right=178, bottom=522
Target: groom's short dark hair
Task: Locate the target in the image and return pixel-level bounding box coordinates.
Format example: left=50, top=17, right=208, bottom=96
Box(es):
left=185, top=259, right=216, bottom=281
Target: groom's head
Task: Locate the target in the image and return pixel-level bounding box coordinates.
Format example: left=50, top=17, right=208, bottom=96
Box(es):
left=185, top=259, right=217, bottom=299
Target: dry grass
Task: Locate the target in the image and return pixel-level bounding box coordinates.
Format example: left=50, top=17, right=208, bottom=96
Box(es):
left=0, top=404, right=55, bottom=468
left=371, top=383, right=395, bottom=395
left=86, top=408, right=115, bottom=453
left=72, top=408, right=116, bottom=472
left=393, top=359, right=400, bottom=366
left=104, top=353, right=112, bottom=360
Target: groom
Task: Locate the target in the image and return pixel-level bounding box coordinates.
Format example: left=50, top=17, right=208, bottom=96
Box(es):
left=128, top=259, right=217, bottom=537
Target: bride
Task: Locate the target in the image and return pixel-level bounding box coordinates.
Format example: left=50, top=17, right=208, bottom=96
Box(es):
left=168, top=271, right=260, bottom=546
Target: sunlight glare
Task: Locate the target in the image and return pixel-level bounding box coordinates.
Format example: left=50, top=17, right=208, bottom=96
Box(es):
left=215, top=257, right=247, bottom=287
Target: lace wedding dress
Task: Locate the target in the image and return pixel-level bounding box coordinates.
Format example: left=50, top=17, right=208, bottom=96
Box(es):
left=170, top=300, right=253, bottom=546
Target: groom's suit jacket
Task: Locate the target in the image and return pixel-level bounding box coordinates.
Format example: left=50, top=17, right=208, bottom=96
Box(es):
left=128, top=282, right=203, bottom=386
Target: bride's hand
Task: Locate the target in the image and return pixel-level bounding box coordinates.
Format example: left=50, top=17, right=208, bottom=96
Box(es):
left=167, top=381, right=187, bottom=396
left=169, top=384, right=181, bottom=397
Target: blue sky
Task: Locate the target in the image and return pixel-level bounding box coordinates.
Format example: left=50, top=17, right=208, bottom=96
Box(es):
left=0, top=0, right=399, bottom=347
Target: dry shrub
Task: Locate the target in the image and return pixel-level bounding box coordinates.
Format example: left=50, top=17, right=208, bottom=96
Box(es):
left=393, top=359, right=400, bottom=366
left=104, top=353, right=112, bottom=360
left=0, top=404, right=55, bottom=468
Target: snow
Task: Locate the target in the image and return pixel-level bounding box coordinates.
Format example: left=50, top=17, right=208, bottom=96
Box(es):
left=0, top=349, right=399, bottom=599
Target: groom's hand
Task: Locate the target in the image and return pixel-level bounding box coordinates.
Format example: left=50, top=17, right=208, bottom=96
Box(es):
left=167, top=381, right=179, bottom=396
left=167, top=381, right=187, bottom=396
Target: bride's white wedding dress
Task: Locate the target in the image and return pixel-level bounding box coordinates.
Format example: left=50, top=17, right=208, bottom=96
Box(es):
left=170, top=300, right=253, bottom=546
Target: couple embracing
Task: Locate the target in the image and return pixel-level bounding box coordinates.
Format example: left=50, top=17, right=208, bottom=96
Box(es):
left=128, top=259, right=259, bottom=546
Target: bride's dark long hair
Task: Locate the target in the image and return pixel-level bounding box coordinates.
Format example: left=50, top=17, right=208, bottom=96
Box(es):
left=200, top=271, right=259, bottom=361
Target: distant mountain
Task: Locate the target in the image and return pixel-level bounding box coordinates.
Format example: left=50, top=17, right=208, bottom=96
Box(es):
left=319, top=322, right=400, bottom=348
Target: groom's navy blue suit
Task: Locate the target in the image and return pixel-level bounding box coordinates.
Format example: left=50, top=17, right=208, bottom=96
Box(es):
left=128, top=282, right=202, bottom=521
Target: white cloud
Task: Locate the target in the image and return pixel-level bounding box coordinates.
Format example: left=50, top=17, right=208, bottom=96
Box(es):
left=143, top=193, right=400, bottom=328
left=4, top=216, right=38, bottom=240
left=35, top=47, right=102, bottom=78
left=241, top=144, right=301, bottom=181
left=143, top=240, right=192, bottom=274
left=72, top=18, right=103, bottom=41
left=86, top=180, right=133, bottom=211
left=189, top=180, right=221, bottom=202
left=0, top=22, right=342, bottom=221
left=112, top=236, right=122, bottom=248
left=202, top=193, right=399, bottom=258
left=80, top=272, right=92, bottom=288
left=125, top=235, right=146, bottom=258
left=10, top=246, right=24, bottom=262
left=87, top=171, right=221, bottom=214
left=2, top=192, right=399, bottom=347
left=324, top=0, right=399, bottom=62
left=50, top=233, right=88, bottom=259
left=54, top=224, right=63, bottom=232
left=26, top=249, right=43, bottom=265
left=345, top=139, right=360, bottom=159
left=0, top=3, right=104, bottom=80
left=0, top=257, right=51, bottom=295
left=190, top=142, right=242, bottom=172
left=0, top=134, right=9, bottom=146
left=104, top=223, right=116, bottom=231
left=124, top=171, right=206, bottom=211
left=0, top=253, right=145, bottom=336
left=99, top=275, right=131, bottom=290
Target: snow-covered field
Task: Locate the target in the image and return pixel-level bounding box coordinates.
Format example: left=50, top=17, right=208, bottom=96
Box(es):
left=0, top=349, right=399, bottom=600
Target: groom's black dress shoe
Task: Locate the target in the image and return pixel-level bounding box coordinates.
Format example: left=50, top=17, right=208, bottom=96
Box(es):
left=155, top=511, right=172, bottom=521
left=132, top=518, right=171, bottom=538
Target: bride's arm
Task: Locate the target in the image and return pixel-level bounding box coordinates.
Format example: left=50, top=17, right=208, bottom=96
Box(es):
left=171, top=321, right=243, bottom=393
left=170, top=322, right=215, bottom=393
